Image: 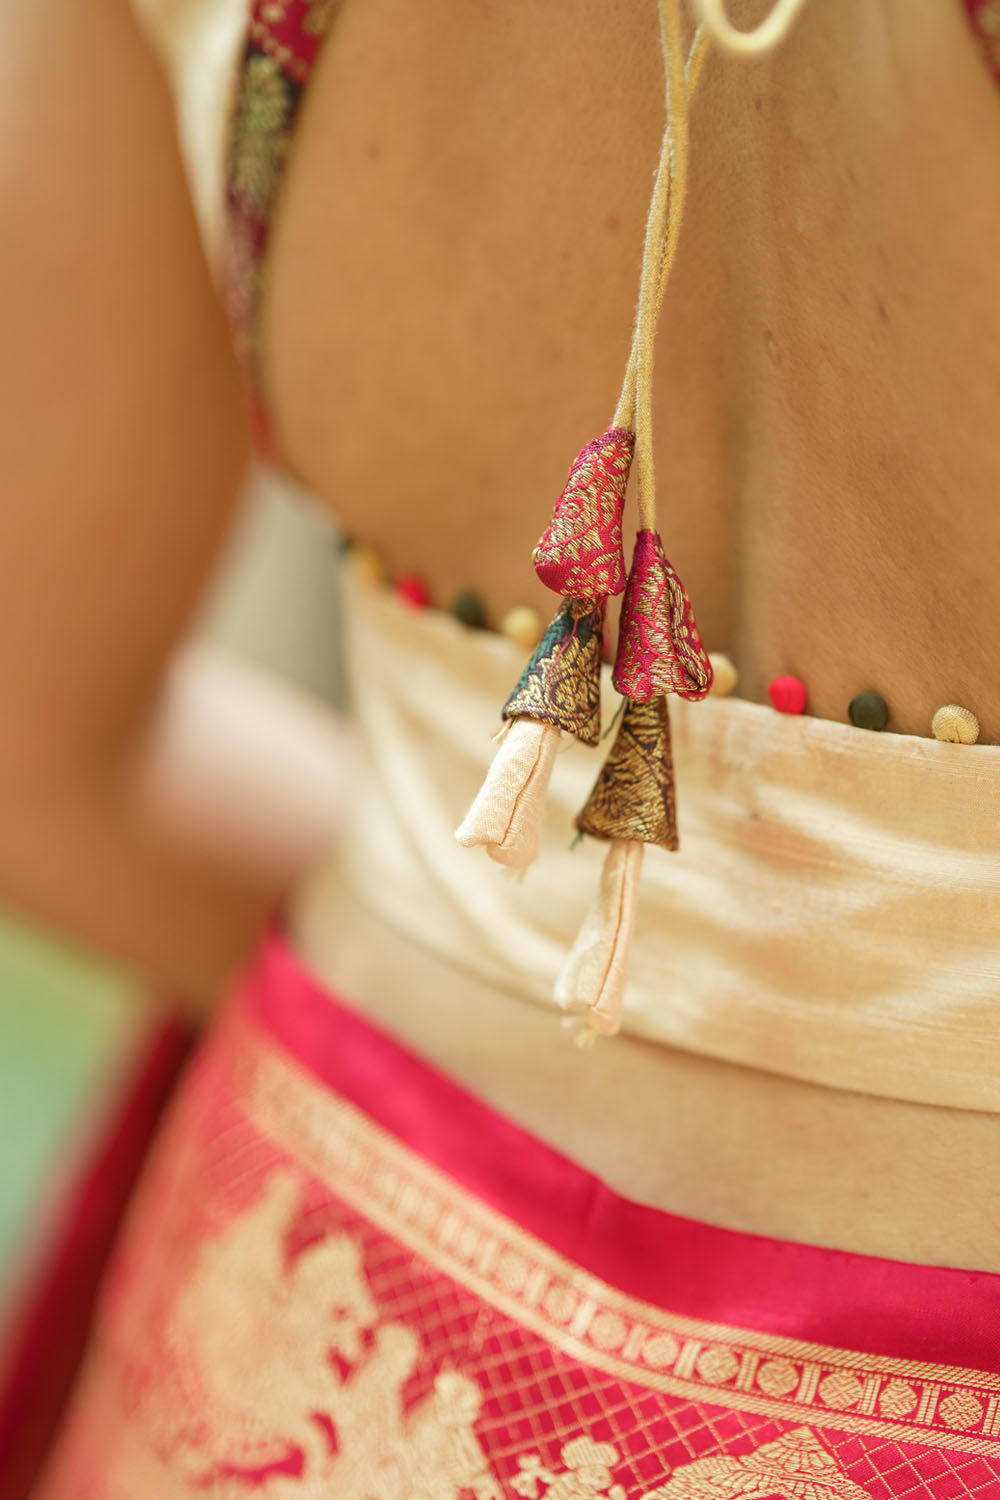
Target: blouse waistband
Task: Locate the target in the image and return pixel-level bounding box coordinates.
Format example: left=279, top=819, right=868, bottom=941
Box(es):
left=331, top=558, right=1000, bottom=1113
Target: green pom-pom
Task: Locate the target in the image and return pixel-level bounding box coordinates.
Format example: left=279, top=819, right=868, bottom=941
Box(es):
left=451, top=590, right=488, bottom=629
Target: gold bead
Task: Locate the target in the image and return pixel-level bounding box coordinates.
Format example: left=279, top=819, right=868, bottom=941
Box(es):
left=350, top=543, right=387, bottom=588
left=708, top=652, right=738, bottom=697
left=931, top=704, right=980, bottom=744
left=501, top=605, right=544, bottom=650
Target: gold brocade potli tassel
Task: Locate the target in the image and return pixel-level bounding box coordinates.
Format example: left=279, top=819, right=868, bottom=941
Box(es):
left=457, top=0, right=809, bottom=1030
left=556, top=698, right=679, bottom=1039
left=455, top=597, right=607, bottom=868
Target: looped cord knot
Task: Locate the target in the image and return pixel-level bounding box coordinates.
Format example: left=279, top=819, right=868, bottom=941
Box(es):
left=689, top=0, right=809, bottom=57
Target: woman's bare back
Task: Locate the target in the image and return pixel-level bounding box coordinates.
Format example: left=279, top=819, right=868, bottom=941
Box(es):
left=265, top=0, right=1000, bottom=738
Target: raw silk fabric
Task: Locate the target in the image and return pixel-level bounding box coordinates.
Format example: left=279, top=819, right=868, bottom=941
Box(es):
left=36, top=935, right=1000, bottom=1500
left=333, top=559, right=1000, bottom=1114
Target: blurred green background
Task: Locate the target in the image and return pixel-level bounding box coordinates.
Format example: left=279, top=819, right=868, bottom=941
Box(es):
left=0, top=917, right=137, bottom=1278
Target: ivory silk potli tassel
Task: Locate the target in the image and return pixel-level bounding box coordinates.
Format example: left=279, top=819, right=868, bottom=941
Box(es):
left=455, top=596, right=608, bottom=868
left=556, top=697, right=679, bottom=1039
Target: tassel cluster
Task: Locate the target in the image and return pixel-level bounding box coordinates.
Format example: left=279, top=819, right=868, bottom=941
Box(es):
left=456, top=426, right=712, bottom=1040
left=454, top=5, right=796, bottom=1040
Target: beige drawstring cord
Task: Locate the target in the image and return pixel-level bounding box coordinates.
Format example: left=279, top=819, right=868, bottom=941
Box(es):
left=557, top=0, right=811, bottom=1041
left=690, top=0, right=808, bottom=56
left=614, top=2, right=707, bottom=531
left=458, top=0, right=811, bottom=1042
left=613, top=0, right=809, bottom=531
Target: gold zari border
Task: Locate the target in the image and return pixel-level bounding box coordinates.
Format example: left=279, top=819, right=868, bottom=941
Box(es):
left=233, top=1019, right=1000, bottom=1460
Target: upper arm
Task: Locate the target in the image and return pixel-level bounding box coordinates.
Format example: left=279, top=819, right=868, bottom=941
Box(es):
left=0, top=0, right=249, bottom=786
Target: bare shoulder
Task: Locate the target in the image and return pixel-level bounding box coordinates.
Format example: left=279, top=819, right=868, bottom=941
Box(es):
left=0, top=0, right=247, bottom=778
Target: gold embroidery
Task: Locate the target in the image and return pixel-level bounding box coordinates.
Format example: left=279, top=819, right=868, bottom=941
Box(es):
left=254, top=0, right=337, bottom=40
left=404, top=1372, right=502, bottom=1499
left=613, top=530, right=712, bottom=703
left=160, top=1167, right=379, bottom=1476
left=940, top=1392, right=988, bottom=1432
left=818, top=1372, right=864, bottom=1411
left=576, top=697, right=678, bottom=849
left=239, top=1024, right=1000, bottom=1461
left=696, top=1347, right=740, bottom=1386
left=139, top=1167, right=504, bottom=1496
left=878, top=1380, right=918, bottom=1420
left=645, top=1426, right=870, bottom=1499
left=757, top=1360, right=801, bottom=1399
left=230, top=53, right=294, bottom=215
left=532, top=429, right=633, bottom=602
left=514, top=1438, right=627, bottom=1499
left=503, top=600, right=605, bottom=747
left=46, top=1019, right=1000, bottom=1498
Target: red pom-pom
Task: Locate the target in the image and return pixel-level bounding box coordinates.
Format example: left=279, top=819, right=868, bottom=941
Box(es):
left=768, top=674, right=807, bottom=714
left=395, top=572, right=432, bottom=609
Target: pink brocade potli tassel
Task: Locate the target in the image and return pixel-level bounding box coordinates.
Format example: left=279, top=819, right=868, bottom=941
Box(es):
left=614, top=529, right=713, bottom=702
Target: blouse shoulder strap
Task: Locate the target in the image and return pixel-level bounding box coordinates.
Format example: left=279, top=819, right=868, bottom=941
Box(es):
left=223, top=1, right=338, bottom=458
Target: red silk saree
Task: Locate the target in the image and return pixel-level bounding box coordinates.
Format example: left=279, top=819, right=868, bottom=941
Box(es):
left=36, top=932, right=1000, bottom=1500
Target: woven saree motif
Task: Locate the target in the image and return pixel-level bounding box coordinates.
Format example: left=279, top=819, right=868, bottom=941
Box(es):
left=37, top=983, right=1000, bottom=1500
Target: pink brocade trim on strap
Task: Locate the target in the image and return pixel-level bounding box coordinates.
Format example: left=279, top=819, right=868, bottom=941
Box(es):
left=36, top=930, right=1000, bottom=1498
left=224, top=2, right=337, bottom=458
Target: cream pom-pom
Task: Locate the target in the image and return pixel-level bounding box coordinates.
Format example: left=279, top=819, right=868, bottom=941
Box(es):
left=500, top=605, right=545, bottom=650
left=708, top=652, right=738, bottom=697
left=350, top=543, right=387, bottom=588
left=931, top=704, right=980, bottom=745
